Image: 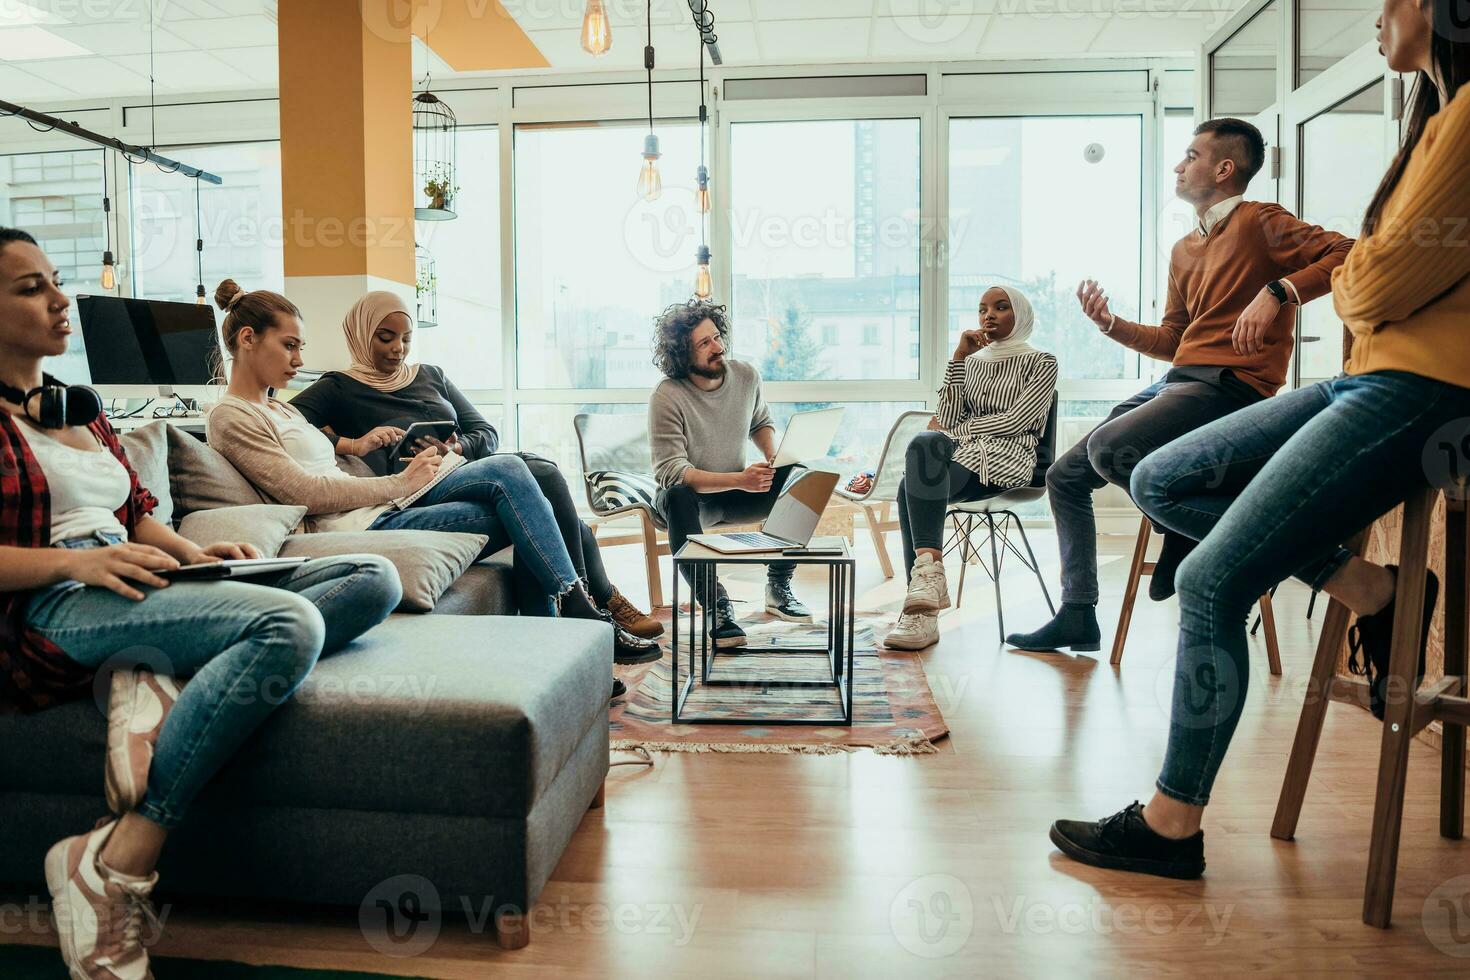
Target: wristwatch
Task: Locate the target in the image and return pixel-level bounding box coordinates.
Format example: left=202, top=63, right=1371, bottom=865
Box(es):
left=1265, top=279, right=1290, bottom=305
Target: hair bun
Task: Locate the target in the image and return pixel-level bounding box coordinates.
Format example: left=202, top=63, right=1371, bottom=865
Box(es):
left=214, top=279, right=245, bottom=313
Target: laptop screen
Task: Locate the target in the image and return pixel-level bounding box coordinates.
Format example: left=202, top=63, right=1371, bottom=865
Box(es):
left=763, top=470, right=840, bottom=543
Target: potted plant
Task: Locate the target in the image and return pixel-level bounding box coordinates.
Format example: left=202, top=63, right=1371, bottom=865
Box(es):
left=422, top=166, right=457, bottom=213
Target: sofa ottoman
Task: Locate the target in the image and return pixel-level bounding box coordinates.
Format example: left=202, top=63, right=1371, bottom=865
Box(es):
left=0, top=614, right=611, bottom=950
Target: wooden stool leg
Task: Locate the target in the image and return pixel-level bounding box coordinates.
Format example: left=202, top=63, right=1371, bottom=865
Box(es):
left=864, top=503, right=895, bottom=580
left=1364, top=488, right=1437, bottom=928
left=1111, top=519, right=1153, bottom=666
left=1272, top=529, right=1370, bottom=841
left=495, top=910, right=531, bottom=950
left=1259, top=592, right=1282, bottom=676
left=1442, top=498, right=1467, bottom=840
left=640, top=509, right=665, bottom=610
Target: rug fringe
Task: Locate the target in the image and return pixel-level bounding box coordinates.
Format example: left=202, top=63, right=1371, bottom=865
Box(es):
left=611, top=735, right=941, bottom=756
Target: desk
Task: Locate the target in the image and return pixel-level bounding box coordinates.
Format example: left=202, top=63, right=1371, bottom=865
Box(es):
left=671, top=537, right=856, bottom=726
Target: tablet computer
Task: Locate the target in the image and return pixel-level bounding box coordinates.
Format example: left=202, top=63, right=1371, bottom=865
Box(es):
left=160, top=557, right=309, bottom=581
left=393, top=420, right=458, bottom=461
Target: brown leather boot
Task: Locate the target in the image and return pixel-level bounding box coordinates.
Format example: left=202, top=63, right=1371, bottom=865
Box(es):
left=605, top=588, right=664, bottom=639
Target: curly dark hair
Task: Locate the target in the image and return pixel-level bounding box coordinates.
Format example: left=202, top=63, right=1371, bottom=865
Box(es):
left=651, top=300, right=731, bottom=380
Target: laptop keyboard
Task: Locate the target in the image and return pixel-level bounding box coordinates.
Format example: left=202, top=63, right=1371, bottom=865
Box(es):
left=725, top=532, right=792, bottom=549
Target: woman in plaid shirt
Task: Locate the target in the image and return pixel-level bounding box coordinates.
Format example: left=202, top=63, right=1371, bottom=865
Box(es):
left=0, top=228, right=402, bottom=980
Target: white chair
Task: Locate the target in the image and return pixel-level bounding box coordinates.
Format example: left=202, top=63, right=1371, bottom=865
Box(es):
left=572, top=413, right=671, bottom=609
left=944, top=394, right=1059, bottom=642
left=833, top=410, right=935, bottom=579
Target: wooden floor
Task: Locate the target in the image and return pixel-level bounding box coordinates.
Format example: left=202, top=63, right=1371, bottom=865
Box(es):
left=9, top=530, right=1470, bottom=977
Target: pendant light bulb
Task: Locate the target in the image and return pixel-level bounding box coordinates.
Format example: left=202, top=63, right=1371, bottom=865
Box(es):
left=195, top=283, right=206, bottom=305
left=580, top=0, right=612, bottom=56
left=637, top=133, right=662, bottom=202
left=695, top=164, right=710, bottom=215
left=694, top=244, right=712, bottom=300
left=100, top=251, right=116, bottom=291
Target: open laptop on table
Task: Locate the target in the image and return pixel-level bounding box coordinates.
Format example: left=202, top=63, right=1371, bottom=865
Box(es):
left=688, top=470, right=841, bottom=554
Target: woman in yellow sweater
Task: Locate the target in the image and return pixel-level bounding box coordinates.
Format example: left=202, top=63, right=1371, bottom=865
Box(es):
left=1050, top=0, right=1470, bottom=880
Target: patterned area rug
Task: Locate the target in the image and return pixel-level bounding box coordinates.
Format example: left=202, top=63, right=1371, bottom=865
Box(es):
left=611, top=620, right=950, bottom=755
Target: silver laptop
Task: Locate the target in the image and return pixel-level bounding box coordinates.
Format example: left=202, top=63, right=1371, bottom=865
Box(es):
left=771, top=407, right=844, bottom=467
left=689, top=470, right=841, bottom=554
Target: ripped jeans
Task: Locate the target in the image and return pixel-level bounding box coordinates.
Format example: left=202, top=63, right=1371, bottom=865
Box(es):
left=370, top=453, right=581, bottom=615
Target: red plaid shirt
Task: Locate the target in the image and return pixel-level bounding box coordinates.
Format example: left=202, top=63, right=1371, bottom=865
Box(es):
left=0, top=411, right=158, bottom=714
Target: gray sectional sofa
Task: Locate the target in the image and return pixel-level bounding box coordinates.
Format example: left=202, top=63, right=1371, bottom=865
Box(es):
left=0, top=422, right=610, bottom=950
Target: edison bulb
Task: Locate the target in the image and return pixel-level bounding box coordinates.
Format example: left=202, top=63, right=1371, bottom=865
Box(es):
left=100, top=251, right=116, bottom=291
left=637, top=133, right=663, bottom=202
left=695, top=164, right=710, bottom=215
left=694, top=244, right=712, bottom=300
left=580, top=0, right=611, bottom=56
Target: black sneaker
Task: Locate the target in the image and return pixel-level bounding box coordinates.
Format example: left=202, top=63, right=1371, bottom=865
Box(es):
left=764, top=580, right=812, bottom=623
left=1148, top=531, right=1197, bottom=602
left=611, top=677, right=627, bottom=702
left=1050, top=801, right=1205, bottom=880
left=712, top=593, right=748, bottom=649
left=1347, top=564, right=1439, bottom=721
left=611, top=621, right=662, bottom=665
left=1005, top=603, right=1101, bottom=653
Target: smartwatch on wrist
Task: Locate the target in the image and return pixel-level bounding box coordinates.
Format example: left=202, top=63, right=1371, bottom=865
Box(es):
left=1265, top=279, right=1290, bottom=305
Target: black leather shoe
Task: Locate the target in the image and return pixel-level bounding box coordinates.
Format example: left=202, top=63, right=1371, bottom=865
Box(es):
left=1005, top=603, right=1101, bottom=653
left=1348, top=564, right=1439, bottom=720
left=612, top=621, right=662, bottom=665
left=1050, top=801, right=1205, bottom=880
left=611, top=677, right=627, bottom=702
left=1148, top=531, right=1198, bottom=602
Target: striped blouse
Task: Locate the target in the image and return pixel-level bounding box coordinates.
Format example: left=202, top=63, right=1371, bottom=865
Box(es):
left=935, top=349, right=1059, bottom=489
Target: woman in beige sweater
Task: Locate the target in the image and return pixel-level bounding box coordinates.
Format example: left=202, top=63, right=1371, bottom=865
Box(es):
left=205, top=281, right=659, bottom=673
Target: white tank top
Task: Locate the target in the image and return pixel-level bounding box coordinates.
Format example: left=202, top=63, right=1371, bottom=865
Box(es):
left=18, top=419, right=130, bottom=543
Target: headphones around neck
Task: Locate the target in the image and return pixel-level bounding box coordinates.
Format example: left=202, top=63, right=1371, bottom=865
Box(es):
left=0, top=375, right=104, bottom=430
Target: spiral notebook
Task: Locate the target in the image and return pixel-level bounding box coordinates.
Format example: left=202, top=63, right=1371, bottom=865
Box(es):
left=389, top=452, right=466, bottom=510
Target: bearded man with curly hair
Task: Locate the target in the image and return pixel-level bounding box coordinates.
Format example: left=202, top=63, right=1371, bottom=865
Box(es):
left=647, top=300, right=810, bottom=646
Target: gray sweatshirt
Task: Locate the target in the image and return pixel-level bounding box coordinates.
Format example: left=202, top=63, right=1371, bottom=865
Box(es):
left=649, top=359, right=773, bottom=489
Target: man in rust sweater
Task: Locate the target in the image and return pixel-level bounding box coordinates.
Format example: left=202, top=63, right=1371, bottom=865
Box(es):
left=1008, top=117, right=1353, bottom=654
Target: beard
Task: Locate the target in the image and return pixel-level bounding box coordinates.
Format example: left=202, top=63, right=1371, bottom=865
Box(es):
left=688, top=358, right=727, bottom=381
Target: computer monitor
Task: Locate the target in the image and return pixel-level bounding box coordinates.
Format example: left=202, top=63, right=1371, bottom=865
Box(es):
left=75, top=295, right=222, bottom=398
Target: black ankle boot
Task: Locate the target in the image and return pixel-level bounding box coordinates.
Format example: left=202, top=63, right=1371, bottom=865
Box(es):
left=1148, top=532, right=1198, bottom=602
left=1348, top=564, right=1439, bottom=720
left=1005, top=603, right=1101, bottom=653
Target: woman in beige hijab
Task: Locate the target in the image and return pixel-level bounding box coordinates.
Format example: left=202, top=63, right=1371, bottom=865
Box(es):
left=290, top=291, right=664, bottom=642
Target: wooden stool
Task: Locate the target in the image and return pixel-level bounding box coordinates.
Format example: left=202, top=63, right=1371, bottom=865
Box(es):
left=1111, top=516, right=1283, bottom=674
left=1272, top=488, right=1468, bottom=928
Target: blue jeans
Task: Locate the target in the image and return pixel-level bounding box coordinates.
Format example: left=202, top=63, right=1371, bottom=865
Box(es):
left=370, top=454, right=579, bottom=616
left=1130, top=371, right=1470, bottom=806
left=26, top=533, right=401, bottom=829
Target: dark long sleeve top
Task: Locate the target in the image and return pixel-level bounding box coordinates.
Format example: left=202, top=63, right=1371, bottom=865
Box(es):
left=290, top=365, right=499, bottom=476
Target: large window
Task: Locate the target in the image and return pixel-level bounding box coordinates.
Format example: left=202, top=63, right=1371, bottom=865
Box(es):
left=413, top=126, right=502, bottom=389
left=1297, top=80, right=1388, bottom=386
left=131, top=142, right=283, bottom=303
left=514, top=122, right=701, bottom=390
left=947, top=115, right=1142, bottom=380
left=1297, top=0, right=1380, bottom=88
left=1211, top=0, right=1282, bottom=117
left=0, top=149, right=106, bottom=383
left=729, top=118, right=922, bottom=382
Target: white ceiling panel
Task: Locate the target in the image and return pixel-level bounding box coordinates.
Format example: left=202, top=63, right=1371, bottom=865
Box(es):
left=871, top=13, right=990, bottom=59
left=209, top=45, right=278, bottom=84
left=978, top=11, right=1107, bottom=57
left=0, top=25, right=93, bottom=60
left=754, top=0, right=875, bottom=19
left=42, top=22, right=195, bottom=57
left=113, top=51, right=253, bottom=89
left=0, top=62, right=74, bottom=101
left=756, top=16, right=872, bottom=61
left=1088, top=13, right=1225, bottom=55
left=165, top=14, right=279, bottom=48
left=15, top=57, right=151, bottom=93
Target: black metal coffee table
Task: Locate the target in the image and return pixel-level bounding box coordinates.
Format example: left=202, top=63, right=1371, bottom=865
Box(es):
left=671, top=538, right=856, bottom=726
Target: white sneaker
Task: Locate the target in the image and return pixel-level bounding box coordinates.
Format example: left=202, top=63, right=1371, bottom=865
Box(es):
left=45, top=818, right=161, bottom=980
left=902, top=554, right=951, bottom=614
left=883, top=612, right=939, bottom=650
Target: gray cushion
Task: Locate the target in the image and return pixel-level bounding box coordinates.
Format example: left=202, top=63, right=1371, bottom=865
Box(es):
left=433, top=557, right=517, bottom=616
left=0, top=615, right=612, bottom=820
left=117, top=422, right=173, bottom=527
left=170, top=424, right=266, bottom=516
left=176, top=504, right=307, bottom=558
left=279, top=530, right=485, bottom=612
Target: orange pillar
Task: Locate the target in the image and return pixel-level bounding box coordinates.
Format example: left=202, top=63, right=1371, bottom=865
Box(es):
left=278, top=0, right=415, bottom=369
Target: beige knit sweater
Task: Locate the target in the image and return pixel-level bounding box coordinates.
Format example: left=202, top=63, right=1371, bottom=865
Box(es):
left=207, top=394, right=413, bottom=521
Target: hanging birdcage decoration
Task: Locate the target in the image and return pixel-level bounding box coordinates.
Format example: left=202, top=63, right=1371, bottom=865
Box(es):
left=415, top=242, right=438, bottom=328
left=413, top=91, right=458, bottom=220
